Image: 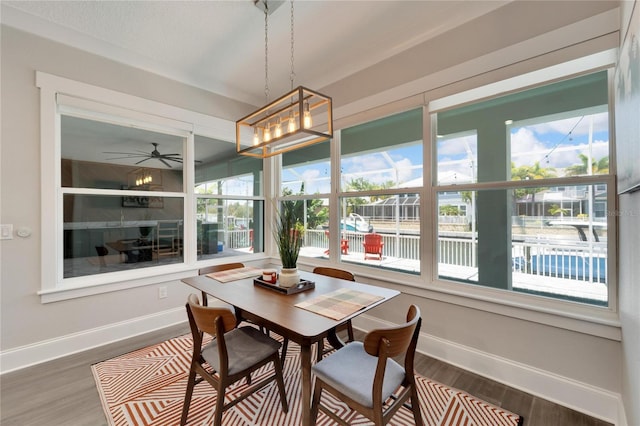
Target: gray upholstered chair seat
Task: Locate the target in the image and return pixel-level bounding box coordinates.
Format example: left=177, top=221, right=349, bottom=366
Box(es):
left=312, top=341, right=405, bottom=407
left=202, top=326, right=281, bottom=375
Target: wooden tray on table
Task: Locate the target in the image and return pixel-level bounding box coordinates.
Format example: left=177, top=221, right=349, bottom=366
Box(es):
left=253, top=278, right=315, bottom=295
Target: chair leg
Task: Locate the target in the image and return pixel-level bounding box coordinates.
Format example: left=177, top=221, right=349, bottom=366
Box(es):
left=272, top=355, right=289, bottom=413
left=213, top=383, right=226, bottom=426
left=180, top=368, right=197, bottom=426
left=316, top=339, right=324, bottom=362
left=346, top=320, right=355, bottom=343
left=310, top=380, right=323, bottom=426
left=410, top=386, right=424, bottom=426
left=280, top=338, right=289, bottom=366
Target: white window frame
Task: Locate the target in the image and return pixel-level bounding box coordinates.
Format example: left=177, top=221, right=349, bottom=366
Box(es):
left=426, top=52, right=620, bottom=336
left=37, top=72, right=236, bottom=303
left=318, top=52, right=620, bottom=340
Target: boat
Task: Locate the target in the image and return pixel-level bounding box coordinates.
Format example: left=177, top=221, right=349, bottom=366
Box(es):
left=340, top=213, right=373, bottom=233
left=544, top=219, right=607, bottom=242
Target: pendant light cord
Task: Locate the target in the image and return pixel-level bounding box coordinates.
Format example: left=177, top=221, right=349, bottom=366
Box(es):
left=290, top=0, right=295, bottom=91
left=264, top=2, right=269, bottom=103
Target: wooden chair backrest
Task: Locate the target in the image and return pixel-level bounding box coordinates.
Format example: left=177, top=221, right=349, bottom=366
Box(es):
left=363, top=233, right=382, bottom=246
left=363, top=305, right=420, bottom=358
left=312, top=266, right=356, bottom=282
left=198, top=262, right=245, bottom=276
left=186, top=294, right=237, bottom=336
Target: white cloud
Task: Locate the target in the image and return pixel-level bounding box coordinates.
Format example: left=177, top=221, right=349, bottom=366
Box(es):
left=395, top=158, right=415, bottom=182
left=526, top=112, right=608, bottom=136
left=437, top=135, right=477, bottom=157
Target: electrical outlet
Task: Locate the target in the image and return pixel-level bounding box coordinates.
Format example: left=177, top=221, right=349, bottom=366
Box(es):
left=158, top=286, right=168, bottom=299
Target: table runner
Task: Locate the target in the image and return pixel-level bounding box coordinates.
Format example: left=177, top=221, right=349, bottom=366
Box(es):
left=295, top=288, right=384, bottom=320
left=206, top=266, right=262, bottom=283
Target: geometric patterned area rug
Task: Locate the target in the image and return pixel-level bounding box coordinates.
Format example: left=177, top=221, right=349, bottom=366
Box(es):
left=92, top=334, right=523, bottom=426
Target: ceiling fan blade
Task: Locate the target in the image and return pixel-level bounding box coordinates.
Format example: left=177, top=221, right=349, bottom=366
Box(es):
left=105, top=155, right=150, bottom=160
left=103, top=143, right=185, bottom=167
left=103, top=150, right=151, bottom=155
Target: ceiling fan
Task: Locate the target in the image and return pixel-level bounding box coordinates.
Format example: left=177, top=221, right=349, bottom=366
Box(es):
left=104, top=143, right=186, bottom=168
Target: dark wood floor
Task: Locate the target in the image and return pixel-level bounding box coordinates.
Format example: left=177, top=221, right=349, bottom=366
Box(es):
left=0, top=324, right=612, bottom=426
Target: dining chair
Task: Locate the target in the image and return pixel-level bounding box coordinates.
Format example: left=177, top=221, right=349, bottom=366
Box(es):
left=310, top=305, right=423, bottom=426
left=181, top=294, right=289, bottom=426
left=312, top=266, right=356, bottom=361
left=199, top=263, right=283, bottom=360
left=155, top=219, right=182, bottom=259
left=198, top=263, right=246, bottom=306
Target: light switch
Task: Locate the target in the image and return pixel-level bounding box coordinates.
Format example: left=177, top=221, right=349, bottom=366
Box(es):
left=1, top=224, right=13, bottom=240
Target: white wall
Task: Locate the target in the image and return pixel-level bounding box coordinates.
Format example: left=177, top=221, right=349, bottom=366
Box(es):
left=618, top=194, right=640, bottom=426
left=616, top=2, right=640, bottom=424
left=1, top=1, right=632, bottom=424
left=0, top=26, right=254, bottom=351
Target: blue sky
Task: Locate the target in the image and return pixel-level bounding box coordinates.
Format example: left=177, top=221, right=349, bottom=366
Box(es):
left=280, top=111, right=609, bottom=192
left=438, top=111, right=609, bottom=183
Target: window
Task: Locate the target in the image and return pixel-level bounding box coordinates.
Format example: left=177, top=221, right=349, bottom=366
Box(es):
left=61, top=114, right=187, bottom=279
left=38, top=72, right=253, bottom=301
left=432, top=70, right=614, bottom=306
left=280, top=140, right=331, bottom=258
left=339, top=108, right=423, bottom=273
left=195, top=136, right=264, bottom=259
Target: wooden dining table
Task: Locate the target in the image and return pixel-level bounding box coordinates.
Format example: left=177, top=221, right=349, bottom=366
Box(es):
left=181, top=269, right=399, bottom=426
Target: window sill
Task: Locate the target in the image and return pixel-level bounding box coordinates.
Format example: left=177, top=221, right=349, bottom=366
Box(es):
left=343, top=265, right=621, bottom=341
left=39, top=265, right=197, bottom=303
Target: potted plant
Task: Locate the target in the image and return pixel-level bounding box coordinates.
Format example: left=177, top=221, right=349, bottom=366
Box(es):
left=274, top=200, right=304, bottom=287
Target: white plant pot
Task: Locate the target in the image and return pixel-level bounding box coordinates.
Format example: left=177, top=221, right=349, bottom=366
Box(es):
left=279, top=267, right=299, bottom=288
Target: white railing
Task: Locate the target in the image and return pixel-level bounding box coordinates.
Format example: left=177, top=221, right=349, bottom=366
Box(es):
left=220, top=228, right=607, bottom=285
left=304, top=229, right=607, bottom=284
left=224, top=229, right=252, bottom=249
left=438, top=236, right=476, bottom=267
left=302, top=230, right=422, bottom=260
left=512, top=239, right=607, bottom=283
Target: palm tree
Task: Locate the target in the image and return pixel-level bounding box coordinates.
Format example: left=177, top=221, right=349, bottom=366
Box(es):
left=565, top=154, right=609, bottom=176
left=548, top=204, right=570, bottom=217
left=511, top=162, right=557, bottom=216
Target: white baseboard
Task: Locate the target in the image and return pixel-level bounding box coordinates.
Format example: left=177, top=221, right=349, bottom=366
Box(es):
left=0, top=307, right=186, bottom=375
left=353, top=314, right=625, bottom=426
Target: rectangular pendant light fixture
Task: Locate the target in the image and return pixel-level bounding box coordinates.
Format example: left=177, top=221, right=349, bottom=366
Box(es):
left=236, top=86, right=332, bottom=158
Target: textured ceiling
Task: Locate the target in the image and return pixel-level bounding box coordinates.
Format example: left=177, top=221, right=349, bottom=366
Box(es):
left=2, top=0, right=510, bottom=106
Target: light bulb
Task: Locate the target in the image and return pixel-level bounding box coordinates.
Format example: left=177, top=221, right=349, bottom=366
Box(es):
left=288, top=110, right=296, bottom=132
left=264, top=122, right=272, bottom=142
left=275, top=118, right=282, bottom=138
left=303, top=101, right=312, bottom=128
left=253, top=127, right=260, bottom=146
